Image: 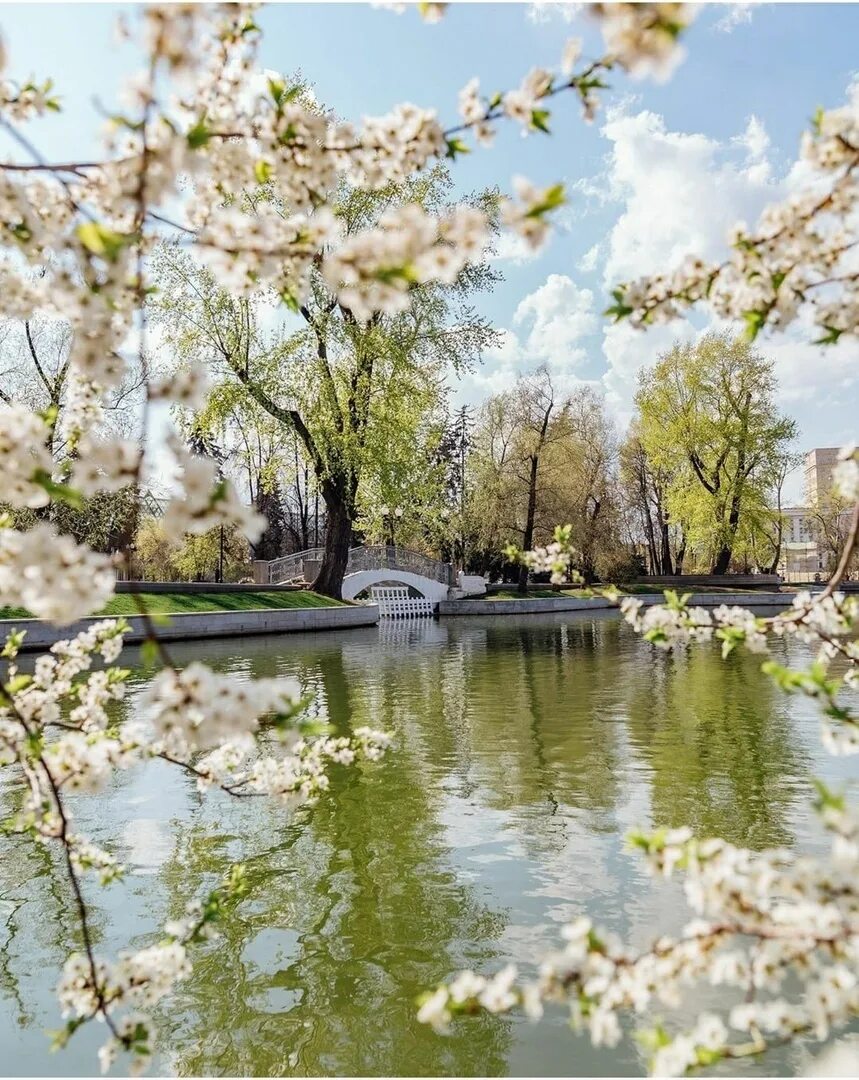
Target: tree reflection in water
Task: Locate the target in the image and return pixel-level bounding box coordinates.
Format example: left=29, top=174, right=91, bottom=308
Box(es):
left=0, top=613, right=818, bottom=1077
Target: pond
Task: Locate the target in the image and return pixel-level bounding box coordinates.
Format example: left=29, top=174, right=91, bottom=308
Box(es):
left=0, top=610, right=856, bottom=1077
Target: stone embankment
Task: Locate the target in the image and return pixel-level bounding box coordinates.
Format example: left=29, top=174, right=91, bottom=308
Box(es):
left=3, top=605, right=380, bottom=651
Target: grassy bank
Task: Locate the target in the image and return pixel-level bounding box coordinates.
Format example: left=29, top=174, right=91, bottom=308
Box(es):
left=483, top=583, right=779, bottom=600
left=0, top=590, right=344, bottom=620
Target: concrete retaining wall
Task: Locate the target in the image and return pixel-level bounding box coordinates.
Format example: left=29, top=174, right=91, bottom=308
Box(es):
left=633, top=592, right=789, bottom=608
left=438, top=596, right=615, bottom=615
left=438, top=592, right=790, bottom=616
left=115, top=581, right=303, bottom=594
left=3, top=604, right=379, bottom=652
left=635, top=574, right=782, bottom=589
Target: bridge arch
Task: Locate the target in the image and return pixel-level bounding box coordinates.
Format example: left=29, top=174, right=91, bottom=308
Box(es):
left=341, top=569, right=450, bottom=603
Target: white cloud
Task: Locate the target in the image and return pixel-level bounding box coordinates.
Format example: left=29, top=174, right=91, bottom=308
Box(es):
left=713, top=3, right=756, bottom=34
left=592, top=91, right=859, bottom=435
left=601, top=317, right=698, bottom=424
left=490, top=230, right=542, bottom=266
left=600, top=105, right=780, bottom=286
left=577, top=242, right=601, bottom=274
left=463, top=274, right=596, bottom=399
left=513, top=273, right=596, bottom=370
left=526, top=1, right=583, bottom=24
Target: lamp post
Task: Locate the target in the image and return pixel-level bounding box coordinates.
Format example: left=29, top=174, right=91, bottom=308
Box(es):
left=380, top=505, right=403, bottom=548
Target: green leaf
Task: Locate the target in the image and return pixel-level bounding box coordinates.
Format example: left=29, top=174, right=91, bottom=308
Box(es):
left=37, top=404, right=59, bottom=429
left=4, top=674, right=33, bottom=694
left=814, top=325, right=842, bottom=346
left=76, top=222, right=130, bottom=263
left=742, top=309, right=765, bottom=341
left=254, top=160, right=272, bottom=184
left=530, top=108, right=551, bottom=134
left=279, top=287, right=300, bottom=313
left=604, top=302, right=633, bottom=321
left=33, top=471, right=84, bottom=509
left=186, top=119, right=211, bottom=149
left=140, top=638, right=160, bottom=670
left=2, top=629, right=27, bottom=658
left=526, top=182, right=566, bottom=218
left=445, top=137, right=470, bottom=160
left=268, top=77, right=286, bottom=106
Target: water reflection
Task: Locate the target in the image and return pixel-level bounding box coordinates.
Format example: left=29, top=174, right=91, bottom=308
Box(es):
left=0, top=612, right=846, bottom=1077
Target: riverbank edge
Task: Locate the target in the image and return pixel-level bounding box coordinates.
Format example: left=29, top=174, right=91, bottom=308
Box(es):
left=438, top=592, right=791, bottom=616
left=2, top=604, right=380, bottom=651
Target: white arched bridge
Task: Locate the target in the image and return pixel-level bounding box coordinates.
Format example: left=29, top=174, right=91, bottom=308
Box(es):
left=253, top=545, right=483, bottom=614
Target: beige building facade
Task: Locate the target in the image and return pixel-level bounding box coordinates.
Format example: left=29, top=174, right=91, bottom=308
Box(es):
left=804, top=447, right=840, bottom=505
left=779, top=448, right=852, bottom=580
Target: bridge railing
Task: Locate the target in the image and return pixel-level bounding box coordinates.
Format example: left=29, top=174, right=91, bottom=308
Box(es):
left=255, top=548, right=323, bottom=585
left=346, top=545, right=455, bottom=586
left=255, top=545, right=454, bottom=587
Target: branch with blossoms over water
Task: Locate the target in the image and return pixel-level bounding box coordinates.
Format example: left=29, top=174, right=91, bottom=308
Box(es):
left=606, top=99, right=859, bottom=344
left=0, top=616, right=390, bottom=1072
left=0, top=5, right=700, bottom=1071
left=418, top=453, right=859, bottom=1075
left=3, top=0, right=855, bottom=1074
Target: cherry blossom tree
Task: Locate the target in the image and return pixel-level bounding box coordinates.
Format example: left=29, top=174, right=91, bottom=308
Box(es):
left=3, top=2, right=856, bottom=1075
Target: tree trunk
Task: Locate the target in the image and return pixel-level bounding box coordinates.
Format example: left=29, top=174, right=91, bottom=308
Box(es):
left=659, top=520, right=674, bottom=575
left=313, top=486, right=353, bottom=599
left=712, top=544, right=732, bottom=575
left=675, top=532, right=687, bottom=576
left=712, top=495, right=742, bottom=574
left=518, top=453, right=540, bottom=594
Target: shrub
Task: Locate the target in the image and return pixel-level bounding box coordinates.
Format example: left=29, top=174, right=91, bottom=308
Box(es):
left=595, top=550, right=642, bottom=585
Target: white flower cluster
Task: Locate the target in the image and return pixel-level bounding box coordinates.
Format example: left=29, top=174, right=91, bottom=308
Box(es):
left=321, top=203, right=487, bottom=322
left=0, top=524, right=116, bottom=624
left=610, top=88, right=859, bottom=342
left=592, top=3, right=695, bottom=81
left=149, top=363, right=209, bottom=409
left=502, top=67, right=553, bottom=129
left=161, top=442, right=266, bottom=544
left=620, top=596, right=769, bottom=654
left=500, top=176, right=566, bottom=253
left=59, top=372, right=105, bottom=448
left=140, top=662, right=299, bottom=752
left=71, top=437, right=140, bottom=495
left=422, top=812, right=859, bottom=1074
left=194, top=727, right=393, bottom=805
left=0, top=587, right=387, bottom=1074
left=196, top=203, right=340, bottom=300
left=833, top=444, right=859, bottom=503
left=354, top=103, right=446, bottom=189
left=457, top=78, right=493, bottom=146
left=0, top=402, right=54, bottom=508
left=1, top=620, right=130, bottom=836
left=514, top=526, right=582, bottom=585
left=58, top=941, right=189, bottom=1070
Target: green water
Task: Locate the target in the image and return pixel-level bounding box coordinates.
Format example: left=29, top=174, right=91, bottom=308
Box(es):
left=0, top=610, right=855, bottom=1077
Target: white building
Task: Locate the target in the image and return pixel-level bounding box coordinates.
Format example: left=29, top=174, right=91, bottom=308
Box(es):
left=804, top=447, right=841, bottom=505
left=779, top=506, right=821, bottom=578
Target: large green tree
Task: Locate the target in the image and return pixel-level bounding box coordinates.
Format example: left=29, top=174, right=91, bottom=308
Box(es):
left=635, top=333, right=798, bottom=574
left=467, top=371, right=619, bottom=586
left=151, top=166, right=498, bottom=597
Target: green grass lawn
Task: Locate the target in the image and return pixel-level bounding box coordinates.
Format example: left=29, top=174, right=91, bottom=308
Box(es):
left=483, top=588, right=603, bottom=599
left=483, top=583, right=778, bottom=600
left=0, top=590, right=344, bottom=620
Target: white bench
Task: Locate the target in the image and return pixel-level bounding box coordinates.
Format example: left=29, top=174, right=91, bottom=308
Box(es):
left=370, top=586, right=435, bottom=619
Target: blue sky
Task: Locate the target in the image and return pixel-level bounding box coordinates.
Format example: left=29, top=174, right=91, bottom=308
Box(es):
left=1, top=2, right=858, bottom=494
